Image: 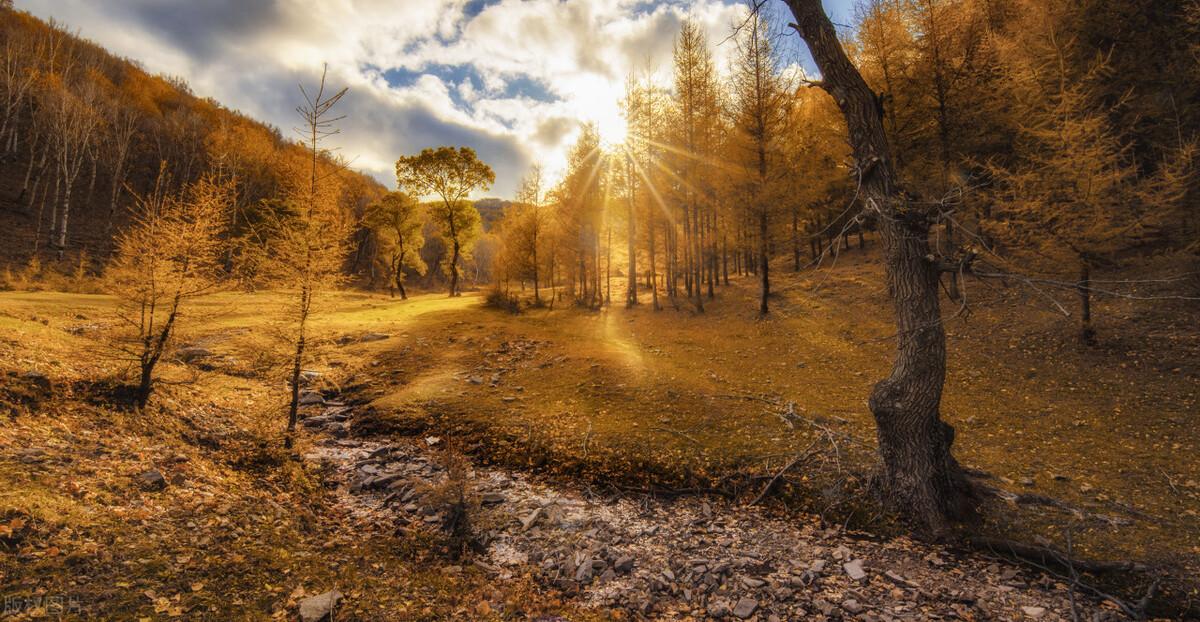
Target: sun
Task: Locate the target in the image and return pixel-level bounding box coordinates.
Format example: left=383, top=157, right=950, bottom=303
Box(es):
left=568, top=74, right=629, bottom=147
left=594, top=103, right=629, bottom=147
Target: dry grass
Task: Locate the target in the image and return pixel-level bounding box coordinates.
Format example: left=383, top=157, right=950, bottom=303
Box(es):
left=1, top=246, right=1197, bottom=615
left=0, top=287, right=606, bottom=620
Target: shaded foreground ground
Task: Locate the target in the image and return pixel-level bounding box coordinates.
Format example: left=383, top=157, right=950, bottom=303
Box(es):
left=0, top=248, right=1197, bottom=618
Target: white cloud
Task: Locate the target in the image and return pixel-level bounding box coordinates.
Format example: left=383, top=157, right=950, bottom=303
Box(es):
left=19, top=0, right=752, bottom=197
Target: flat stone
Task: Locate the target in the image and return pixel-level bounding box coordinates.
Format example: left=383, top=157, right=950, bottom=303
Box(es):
left=842, top=599, right=863, bottom=614
left=809, top=559, right=827, bottom=573
left=298, top=391, right=325, bottom=405
left=481, top=492, right=506, bottom=505
left=731, top=597, right=758, bottom=619
left=302, top=415, right=333, bottom=428
left=520, top=508, right=542, bottom=531
left=364, top=473, right=405, bottom=490
left=1021, top=606, right=1046, bottom=618
left=614, top=556, right=635, bottom=573
left=708, top=602, right=731, bottom=618
left=574, top=560, right=594, bottom=583
left=298, top=590, right=343, bottom=622
left=138, top=469, right=166, bottom=491
left=843, top=559, right=867, bottom=581
left=359, top=332, right=389, bottom=342
left=741, top=577, right=765, bottom=588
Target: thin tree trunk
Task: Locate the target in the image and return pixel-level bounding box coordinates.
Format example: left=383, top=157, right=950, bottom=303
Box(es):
left=758, top=205, right=769, bottom=315
left=285, top=288, right=310, bottom=449
left=792, top=206, right=801, bottom=271
left=648, top=212, right=660, bottom=310
left=1077, top=259, right=1094, bottom=345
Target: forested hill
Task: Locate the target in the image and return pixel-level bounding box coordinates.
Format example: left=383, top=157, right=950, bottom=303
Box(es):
left=0, top=8, right=386, bottom=274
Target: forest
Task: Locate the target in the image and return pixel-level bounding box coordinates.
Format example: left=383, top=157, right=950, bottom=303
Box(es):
left=0, top=0, right=1198, bottom=620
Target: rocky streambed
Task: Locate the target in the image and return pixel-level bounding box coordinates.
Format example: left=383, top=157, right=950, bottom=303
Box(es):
left=301, top=402, right=1126, bottom=621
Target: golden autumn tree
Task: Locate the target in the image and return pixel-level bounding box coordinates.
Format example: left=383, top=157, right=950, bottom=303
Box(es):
left=108, top=175, right=228, bottom=408
left=266, top=69, right=353, bottom=449
left=396, top=146, right=493, bottom=297
left=366, top=190, right=426, bottom=299
left=730, top=11, right=790, bottom=315
left=985, top=1, right=1196, bottom=343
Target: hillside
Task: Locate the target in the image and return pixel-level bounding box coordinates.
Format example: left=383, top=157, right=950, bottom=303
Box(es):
left=0, top=8, right=385, bottom=277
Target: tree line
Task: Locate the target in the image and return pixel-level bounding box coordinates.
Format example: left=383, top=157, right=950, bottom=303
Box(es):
left=487, top=0, right=1197, bottom=338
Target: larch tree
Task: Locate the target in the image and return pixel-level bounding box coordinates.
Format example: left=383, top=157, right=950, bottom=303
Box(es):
left=514, top=164, right=546, bottom=305
left=624, top=75, right=670, bottom=311
left=108, top=176, right=228, bottom=409
left=619, top=77, right=640, bottom=308
left=366, top=191, right=426, bottom=299
left=396, top=146, right=494, bottom=297
left=557, top=124, right=606, bottom=307
left=268, top=69, right=354, bottom=449
left=730, top=10, right=790, bottom=315
left=783, top=0, right=976, bottom=531
left=670, top=19, right=722, bottom=311
left=985, top=1, right=1196, bottom=344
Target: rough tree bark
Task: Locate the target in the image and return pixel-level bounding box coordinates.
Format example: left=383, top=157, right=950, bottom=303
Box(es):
left=783, top=0, right=975, bottom=532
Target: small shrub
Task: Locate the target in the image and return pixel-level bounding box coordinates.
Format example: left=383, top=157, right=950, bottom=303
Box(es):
left=484, top=288, right=521, bottom=314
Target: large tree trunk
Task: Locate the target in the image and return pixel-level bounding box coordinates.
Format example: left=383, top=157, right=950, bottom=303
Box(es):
left=449, top=238, right=461, bottom=297
left=784, top=0, right=974, bottom=532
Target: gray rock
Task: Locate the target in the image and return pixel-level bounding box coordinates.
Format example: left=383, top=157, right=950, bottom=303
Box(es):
left=298, top=391, right=325, bottom=406
left=175, top=347, right=212, bottom=363
left=481, top=492, right=506, bottom=505
left=842, top=599, right=863, bottom=614
left=467, top=376, right=484, bottom=385
left=574, top=560, right=594, bottom=583
left=299, top=370, right=322, bottom=385
left=809, top=559, right=827, bottom=573
left=599, top=568, right=616, bottom=583
left=708, top=601, right=731, bottom=618
left=520, top=508, right=542, bottom=531
left=138, top=469, right=166, bottom=491
left=732, top=597, right=758, bottom=619
left=614, top=556, right=635, bottom=573
left=741, top=577, right=765, bottom=588
left=298, top=590, right=343, bottom=622
left=360, top=332, right=390, bottom=342
left=364, top=473, right=405, bottom=490
left=1022, top=606, right=1046, bottom=619
left=301, top=415, right=334, bottom=428
left=843, top=559, right=867, bottom=581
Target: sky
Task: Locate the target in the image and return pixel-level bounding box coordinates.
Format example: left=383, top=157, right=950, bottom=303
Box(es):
left=20, top=0, right=855, bottom=199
